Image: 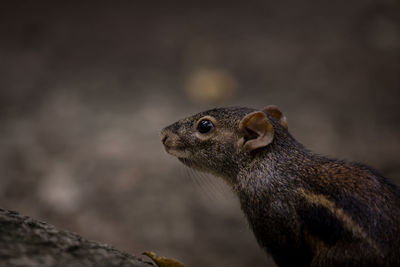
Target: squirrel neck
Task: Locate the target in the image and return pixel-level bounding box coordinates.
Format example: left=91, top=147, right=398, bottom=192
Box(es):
left=235, top=130, right=320, bottom=191
left=233, top=132, right=324, bottom=263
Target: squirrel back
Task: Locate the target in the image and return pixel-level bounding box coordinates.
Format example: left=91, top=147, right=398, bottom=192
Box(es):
left=161, top=106, right=400, bottom=267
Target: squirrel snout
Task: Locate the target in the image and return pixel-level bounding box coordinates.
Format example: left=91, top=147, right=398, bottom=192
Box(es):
left=161, top=129, right=169, bottom=145
left=161, top=128, right=176, bottom=148
left=161, top=132, right=169, bottom=145
left=161, top=128, right=184, bottom=152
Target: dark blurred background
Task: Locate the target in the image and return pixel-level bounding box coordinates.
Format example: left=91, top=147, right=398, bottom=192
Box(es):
left=0, top=1, right=399, bottom=267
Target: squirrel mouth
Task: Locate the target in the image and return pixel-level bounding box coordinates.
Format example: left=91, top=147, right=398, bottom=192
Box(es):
left=178, top=157, right=192, bottom=166
left=163, top=146, right=191, bottom=159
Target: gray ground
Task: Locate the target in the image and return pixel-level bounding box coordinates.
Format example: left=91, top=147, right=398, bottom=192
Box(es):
left=0, top=2, right=399, bottom=267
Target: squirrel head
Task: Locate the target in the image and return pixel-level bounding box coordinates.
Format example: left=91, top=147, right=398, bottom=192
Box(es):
left=161, top=105, right=288, bottom=184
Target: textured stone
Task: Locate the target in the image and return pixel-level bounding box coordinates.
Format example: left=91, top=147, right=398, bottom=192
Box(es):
left=0, top=208, right=153, bottom=267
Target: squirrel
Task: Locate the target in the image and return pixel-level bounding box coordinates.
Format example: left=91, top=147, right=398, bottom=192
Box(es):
left=160, top=105, right=400, bottom=267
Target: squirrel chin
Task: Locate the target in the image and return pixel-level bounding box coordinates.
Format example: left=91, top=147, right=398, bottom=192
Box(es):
left=178, top=157, right=191, bottom=166
left=165, top=148, right=192, bottom=160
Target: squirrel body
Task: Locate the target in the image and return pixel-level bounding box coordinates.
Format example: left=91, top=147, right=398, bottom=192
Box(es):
left=161, top=106, right=400, bottom=267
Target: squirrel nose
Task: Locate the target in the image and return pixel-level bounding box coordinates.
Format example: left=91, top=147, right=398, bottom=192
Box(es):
left=161, top=132, right=168, bottom=145
left=161, top=129, right=170, bottom=146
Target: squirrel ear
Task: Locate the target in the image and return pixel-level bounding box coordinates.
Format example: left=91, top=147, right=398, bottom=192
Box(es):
left=262, top=105, right=288, bottom=129
left=238, top=111, right=274, bottom=151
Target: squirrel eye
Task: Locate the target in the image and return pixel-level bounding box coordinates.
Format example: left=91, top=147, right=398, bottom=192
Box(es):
left=197, top=119, right=214, bottom=134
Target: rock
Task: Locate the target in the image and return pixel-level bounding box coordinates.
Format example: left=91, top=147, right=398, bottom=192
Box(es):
left=0, top=208, right=153, bottom=267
